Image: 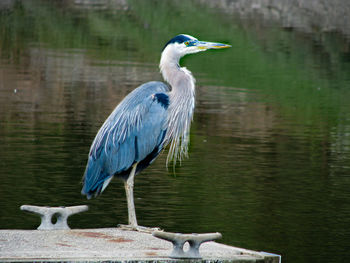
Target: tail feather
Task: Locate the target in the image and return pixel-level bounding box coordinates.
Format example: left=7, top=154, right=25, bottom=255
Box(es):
left=81, top=178, right=105, bottom=199
left=81, top=157, right=113, bottom=199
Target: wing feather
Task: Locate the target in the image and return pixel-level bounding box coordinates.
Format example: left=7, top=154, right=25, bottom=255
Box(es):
left=82, top=81, right=169, bottom=198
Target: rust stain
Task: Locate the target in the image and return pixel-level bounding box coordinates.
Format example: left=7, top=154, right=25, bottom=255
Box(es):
left=56, top=242, right=73, bottom=247
left=73, top=231, right=114, bottom=239
left=72, top=231, right=133, bottom=242
left=108, top=237, right=133, bottom=243
left=145, top=252, right=158, bottom=256
left=148, top=247, right=167, bottom=250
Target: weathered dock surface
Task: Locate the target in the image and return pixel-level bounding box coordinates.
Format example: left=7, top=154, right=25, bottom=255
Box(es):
left=0, top=228, right=280, bottom=262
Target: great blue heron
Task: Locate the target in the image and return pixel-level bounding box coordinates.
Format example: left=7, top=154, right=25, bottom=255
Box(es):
left=81, top=34, right=230, bottom=231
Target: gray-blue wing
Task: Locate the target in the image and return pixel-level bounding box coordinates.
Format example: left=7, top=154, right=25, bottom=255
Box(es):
left=81, top=81, right=170, bottom=198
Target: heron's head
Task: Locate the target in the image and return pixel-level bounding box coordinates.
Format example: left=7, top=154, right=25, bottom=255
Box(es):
left=162, top=34, right=231, bottom=61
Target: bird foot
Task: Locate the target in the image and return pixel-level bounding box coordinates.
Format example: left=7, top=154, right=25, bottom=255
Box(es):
left=118, top=224, right=163, bottom=233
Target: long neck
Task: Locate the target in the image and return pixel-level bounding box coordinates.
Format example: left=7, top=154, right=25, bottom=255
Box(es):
left=160, top=51, right=196, bottom=165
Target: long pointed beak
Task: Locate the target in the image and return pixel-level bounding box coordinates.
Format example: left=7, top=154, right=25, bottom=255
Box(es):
left=195, top=41, right=231, bottom=50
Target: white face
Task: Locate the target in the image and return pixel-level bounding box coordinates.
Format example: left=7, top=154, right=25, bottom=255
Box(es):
left=179, top=34, right=201, bottom=54
left=161, top=34, right=231, bottom=61
left=163, top=35, right=205, bottom=59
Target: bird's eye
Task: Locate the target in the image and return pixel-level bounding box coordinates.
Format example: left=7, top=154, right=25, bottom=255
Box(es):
left=184, top=41, right=189, bottom=46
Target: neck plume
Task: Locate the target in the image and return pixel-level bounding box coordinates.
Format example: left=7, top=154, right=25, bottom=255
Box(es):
left=160, top=47, right=196, bottom=166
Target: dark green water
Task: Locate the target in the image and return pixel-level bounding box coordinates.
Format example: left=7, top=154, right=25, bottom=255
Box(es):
left=1, top=1, right=350, bottom=262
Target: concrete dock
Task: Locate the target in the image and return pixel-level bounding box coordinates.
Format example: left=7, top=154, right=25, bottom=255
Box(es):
left=0, top=228, right=280, bottom=262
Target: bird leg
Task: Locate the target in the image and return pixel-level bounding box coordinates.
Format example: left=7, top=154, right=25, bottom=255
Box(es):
left=118, top=163, right=162, bottom=233
left=124, top=163, right=138, bottom=228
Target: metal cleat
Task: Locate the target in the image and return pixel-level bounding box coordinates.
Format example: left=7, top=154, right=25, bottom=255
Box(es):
left=20, top=205, right=88, bottom=230
left=152, top=230, right=222, bottom=258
